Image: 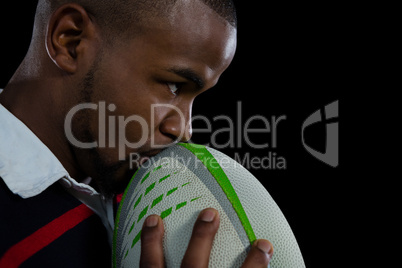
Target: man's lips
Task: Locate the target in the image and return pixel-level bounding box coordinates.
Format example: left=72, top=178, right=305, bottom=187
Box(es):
left=145, top=149, right=163, bottom=157
left=138, top=150, right=163, bottom=166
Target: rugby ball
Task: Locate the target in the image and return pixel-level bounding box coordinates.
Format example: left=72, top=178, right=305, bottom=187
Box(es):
left=113, top=143, right=305, bottom=267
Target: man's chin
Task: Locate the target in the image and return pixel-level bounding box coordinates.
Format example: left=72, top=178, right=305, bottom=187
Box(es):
left=92, top=148, right=165, bottom=198
left=93, top=161, right=136, bottom=198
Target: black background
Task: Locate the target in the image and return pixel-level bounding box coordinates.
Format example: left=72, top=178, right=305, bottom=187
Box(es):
left=0, top=1, right=352, bottom=267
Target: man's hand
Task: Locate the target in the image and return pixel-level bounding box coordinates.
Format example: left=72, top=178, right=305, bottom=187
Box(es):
left=140, top=208, right=273, bottom=268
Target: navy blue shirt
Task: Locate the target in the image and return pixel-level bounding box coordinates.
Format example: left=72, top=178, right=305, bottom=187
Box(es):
left=0, top=179, right=112, bottom=267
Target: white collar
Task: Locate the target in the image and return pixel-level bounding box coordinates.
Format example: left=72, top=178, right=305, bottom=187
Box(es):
left=0, top=103, right=99, bottom=198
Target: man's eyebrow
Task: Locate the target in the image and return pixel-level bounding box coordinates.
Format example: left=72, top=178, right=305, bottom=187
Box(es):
left=167, top=67, right=205, bottom=90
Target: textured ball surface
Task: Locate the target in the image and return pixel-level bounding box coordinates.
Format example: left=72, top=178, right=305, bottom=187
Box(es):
left=113, top=143, right=305, bottom=268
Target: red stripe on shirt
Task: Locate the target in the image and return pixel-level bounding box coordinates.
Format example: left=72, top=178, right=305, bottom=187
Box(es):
left=114, top=193, right=123, bottom=204
left=0, top=203, right=94, bottom=268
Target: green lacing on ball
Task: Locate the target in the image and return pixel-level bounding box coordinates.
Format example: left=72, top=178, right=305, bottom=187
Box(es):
left=179, top=143, right=257, bottom=245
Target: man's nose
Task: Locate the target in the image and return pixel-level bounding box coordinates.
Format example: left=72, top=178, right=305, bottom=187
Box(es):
left=159, top=105, right=193, bottom=143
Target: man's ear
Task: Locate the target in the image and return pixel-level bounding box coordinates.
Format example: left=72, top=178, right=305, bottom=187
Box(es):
left=46, top=3, right=97, bottom=73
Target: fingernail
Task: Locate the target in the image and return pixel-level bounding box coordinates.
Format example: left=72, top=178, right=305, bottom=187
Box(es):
left=200, top=209, right=216, bottom=222
left=145, top=215, right=158, bottom=227
left=255, top=240, right=273, bottom=255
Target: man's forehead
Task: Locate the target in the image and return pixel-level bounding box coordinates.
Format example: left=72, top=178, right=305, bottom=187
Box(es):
left=159, top=0, right=237, bottom=67
left=109, top=0, right=237, bottom=88
left=167, top=0, right=232, bottom=28
left=170, top=0, right=237, bottom=27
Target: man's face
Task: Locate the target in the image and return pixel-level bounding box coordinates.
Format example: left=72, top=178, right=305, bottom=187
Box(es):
left=71, top=1, right=237, bottom=196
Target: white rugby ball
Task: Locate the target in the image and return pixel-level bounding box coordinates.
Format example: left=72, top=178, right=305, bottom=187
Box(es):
left=113, top=143, right=305, bottom=268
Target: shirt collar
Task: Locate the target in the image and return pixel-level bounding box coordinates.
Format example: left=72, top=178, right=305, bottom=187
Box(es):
left=0, top=103, right=99, bottom=198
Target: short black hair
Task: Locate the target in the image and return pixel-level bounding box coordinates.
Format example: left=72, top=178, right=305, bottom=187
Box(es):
left=36, top=0, right=237, bottom=40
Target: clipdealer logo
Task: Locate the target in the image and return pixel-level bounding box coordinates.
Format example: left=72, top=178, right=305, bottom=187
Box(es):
left=63, top=100, right=339, bottom=170
left=301, top=100, right=339, bottom=168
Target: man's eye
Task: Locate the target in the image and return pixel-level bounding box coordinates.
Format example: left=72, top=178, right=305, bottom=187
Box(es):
left=167, top=83, right=180, bottom=95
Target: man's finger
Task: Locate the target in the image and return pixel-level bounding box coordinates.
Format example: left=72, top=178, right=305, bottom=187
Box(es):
left=140, top=214, right=165, bottom=268
left=241, top=239, right=274, bottom=268
left=181, top=208, right=220, bottom=268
